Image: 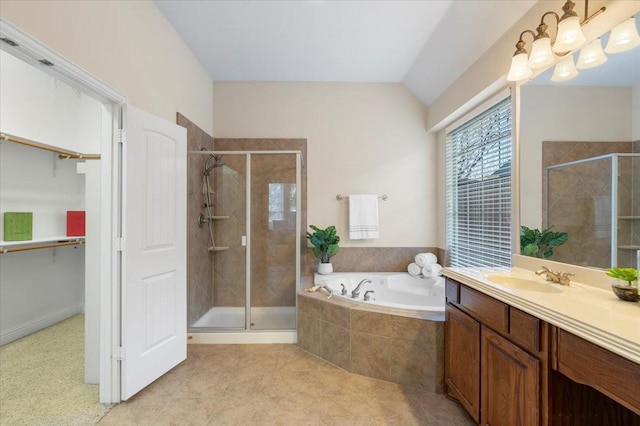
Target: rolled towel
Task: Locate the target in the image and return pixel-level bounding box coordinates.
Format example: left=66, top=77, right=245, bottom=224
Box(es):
left=414, top=252, right=437, bottom=267
left=407, top=262, right=421, bottom=277
left=422, top=263, right=443, bottom=277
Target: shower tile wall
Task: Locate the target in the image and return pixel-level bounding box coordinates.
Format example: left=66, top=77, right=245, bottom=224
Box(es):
left=177, top=113, right=214, bottom=325
left=542, top=141, right=633, bottom=268
left=213, top=139, right=307, bottom=308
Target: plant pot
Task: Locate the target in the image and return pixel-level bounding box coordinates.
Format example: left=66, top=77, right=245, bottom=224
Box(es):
left=317, top=262, right=333, bottom=275
left=611, top=280, right=639, bottom=302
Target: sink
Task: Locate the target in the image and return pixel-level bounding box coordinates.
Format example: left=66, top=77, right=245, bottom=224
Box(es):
left=486, top=274, right=563, bottom=293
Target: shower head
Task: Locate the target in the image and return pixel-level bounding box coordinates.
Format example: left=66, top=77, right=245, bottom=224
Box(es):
left=203, top=154, right=224, bottom=176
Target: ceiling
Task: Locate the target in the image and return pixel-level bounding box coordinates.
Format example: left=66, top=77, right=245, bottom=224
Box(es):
left=154, top=0, right=538, bottom=106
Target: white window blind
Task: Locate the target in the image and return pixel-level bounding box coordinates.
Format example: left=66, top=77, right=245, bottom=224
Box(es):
left=446, top=97, right=512, bottom=268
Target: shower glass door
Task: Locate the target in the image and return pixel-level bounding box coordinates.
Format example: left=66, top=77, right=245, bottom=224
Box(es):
left=249, top=153, right=300, bottom=330
left=191, top=150, right=301, bottom=331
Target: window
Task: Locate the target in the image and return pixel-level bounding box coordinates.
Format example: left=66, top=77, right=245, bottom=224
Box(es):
left=268, top=183, right=297, bottom=230
left=446, top=96, right=512, bottom=267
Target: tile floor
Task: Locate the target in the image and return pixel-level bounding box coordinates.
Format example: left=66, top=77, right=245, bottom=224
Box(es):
left=99, top=344, right=474, bottom=425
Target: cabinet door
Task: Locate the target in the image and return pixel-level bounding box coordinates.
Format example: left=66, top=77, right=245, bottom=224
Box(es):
left=446, top=304, right=481, bottom=423
left=482, top=326, right=540, bottom=426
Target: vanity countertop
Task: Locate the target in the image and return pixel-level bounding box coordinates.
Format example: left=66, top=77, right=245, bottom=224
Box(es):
left=442, top=266, right=640, bottom=364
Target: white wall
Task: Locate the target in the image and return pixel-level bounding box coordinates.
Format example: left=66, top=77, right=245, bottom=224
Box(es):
left=0, top=0, right=214, bottom=135
left=520, top=85, right=633, bottom=229
left=213, top=82, right=437, bottom=247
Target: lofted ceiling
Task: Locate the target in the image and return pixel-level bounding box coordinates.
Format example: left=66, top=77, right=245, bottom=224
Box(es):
left=154, top=0, right=538, bottom=106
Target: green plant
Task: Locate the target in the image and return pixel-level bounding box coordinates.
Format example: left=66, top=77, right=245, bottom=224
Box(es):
left=306, top=225, right=340, bottom=263
left=520, top=225, right=568, bottom=259
left=606, top=267, right=638, bottom=287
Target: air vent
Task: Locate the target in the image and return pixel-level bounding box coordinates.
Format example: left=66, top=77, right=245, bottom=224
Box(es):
left=38, top=59, right=54, bottom=67
left=1, top=37, right=18, bottom=47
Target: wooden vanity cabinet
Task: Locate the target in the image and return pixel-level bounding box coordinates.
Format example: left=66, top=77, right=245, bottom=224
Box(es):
left=445, top=278, right=549, bottom=426
left=445, top=303, right=481, bottom=422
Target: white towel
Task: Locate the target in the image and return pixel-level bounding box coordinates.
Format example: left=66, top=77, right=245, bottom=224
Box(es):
left=348, top=194, right=379, bottom=240
left=407, top=262, right=421, bottom=277
left=422, top=263, right=442, bottom=277
left=414, top=252, right=437, bottom=267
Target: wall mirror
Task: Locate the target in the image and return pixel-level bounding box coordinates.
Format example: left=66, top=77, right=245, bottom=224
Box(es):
left=519, top=11, right=640, bottom=269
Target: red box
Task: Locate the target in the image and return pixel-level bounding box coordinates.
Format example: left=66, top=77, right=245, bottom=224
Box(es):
left=66, top=211, right=86, bottom=236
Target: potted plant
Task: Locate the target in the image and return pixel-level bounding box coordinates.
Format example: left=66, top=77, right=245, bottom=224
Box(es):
left=606, top=267, right=639, bottom=302
left=520, top=225, right=568, bottom=259
left=306, top=225, right=340, bottom=274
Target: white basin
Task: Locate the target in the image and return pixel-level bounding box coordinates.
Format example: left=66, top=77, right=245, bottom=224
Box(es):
left=486, top=274, right=563, bottom=293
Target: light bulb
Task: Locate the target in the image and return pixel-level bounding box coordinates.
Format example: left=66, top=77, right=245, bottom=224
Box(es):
left=605, top=17, right=640, bottom=54
left=528, top=37, right=555, bottom=69
left=553, top=16, right=586, bottom=53
left=507, top=52, right=533, bottom=82
left=551, top=55, right=579, bottom=82
left=576, top=38, right=607, bottom=69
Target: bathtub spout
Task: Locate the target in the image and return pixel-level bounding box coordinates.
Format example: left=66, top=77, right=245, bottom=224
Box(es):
left=351, top=279, right=371, bottom=298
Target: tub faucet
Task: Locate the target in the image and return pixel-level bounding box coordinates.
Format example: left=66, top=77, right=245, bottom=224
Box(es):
left=351, top=279, right=371, bottom=298
left=535, top=266, right=573, bottom=286
left=363, top=290, right=375, bottom=301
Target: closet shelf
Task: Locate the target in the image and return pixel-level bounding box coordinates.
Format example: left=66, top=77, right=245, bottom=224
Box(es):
left=0, top=236, right=85, bottom=254
left=1, top=132, right=100, bottom=160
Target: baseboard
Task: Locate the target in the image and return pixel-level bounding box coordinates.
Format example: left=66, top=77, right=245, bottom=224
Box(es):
left=0, top=305, right=83, bottom=346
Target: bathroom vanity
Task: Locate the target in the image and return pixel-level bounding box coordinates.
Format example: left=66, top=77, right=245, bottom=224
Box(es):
left=443, top=268, right=640, bottom=426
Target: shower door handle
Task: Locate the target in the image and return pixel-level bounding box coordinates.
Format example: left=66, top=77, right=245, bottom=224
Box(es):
left=241, top=236, right=247, bottom=246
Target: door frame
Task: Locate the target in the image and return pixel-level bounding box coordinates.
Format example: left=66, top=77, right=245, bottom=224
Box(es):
left=0, top=19, right=126, bottom=403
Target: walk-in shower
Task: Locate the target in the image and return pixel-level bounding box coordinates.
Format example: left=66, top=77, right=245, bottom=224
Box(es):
left=188, top=149, right=303, bottom=343
left=546, top=153, right=639, bottom=269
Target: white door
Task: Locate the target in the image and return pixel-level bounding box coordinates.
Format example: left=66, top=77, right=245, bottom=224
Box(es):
left=121, top=105, right=187, bottom=400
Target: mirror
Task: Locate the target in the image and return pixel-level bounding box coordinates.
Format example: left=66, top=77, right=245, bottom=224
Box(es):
left=519, top=12, right=640, bottom=269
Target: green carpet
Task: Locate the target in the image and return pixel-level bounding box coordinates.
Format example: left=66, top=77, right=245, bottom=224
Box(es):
left=0, top=315, right=111, bottom=425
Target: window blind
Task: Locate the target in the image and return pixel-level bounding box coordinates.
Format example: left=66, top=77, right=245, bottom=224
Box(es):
left=446, top=97, right=512, bottom=268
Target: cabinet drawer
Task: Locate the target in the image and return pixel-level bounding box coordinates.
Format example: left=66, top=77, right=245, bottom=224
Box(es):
left=556, top=329, right=640, bottom=416
left=445, top=278, right=460, bottom=304
left=509, top=308, right=541, bottom=354
left=459, top=285, right=508, bottom=334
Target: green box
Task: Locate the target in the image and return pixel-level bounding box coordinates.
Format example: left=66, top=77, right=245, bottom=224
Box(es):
left=3, top=212, right=33, bottom=241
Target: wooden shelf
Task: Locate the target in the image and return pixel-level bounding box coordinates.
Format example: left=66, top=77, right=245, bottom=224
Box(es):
left=1, top=236, right=85, bottom=254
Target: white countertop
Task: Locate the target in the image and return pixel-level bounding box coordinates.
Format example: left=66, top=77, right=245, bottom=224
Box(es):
left=442, top=266, right=640, bottom=365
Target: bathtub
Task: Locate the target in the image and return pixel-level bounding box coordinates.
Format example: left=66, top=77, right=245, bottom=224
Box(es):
left=313, top=272, right=445, bottom=312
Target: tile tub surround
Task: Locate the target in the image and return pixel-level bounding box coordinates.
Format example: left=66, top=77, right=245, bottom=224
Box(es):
left=297, top=290, right=445, bottom=393
left=304, top=246, right=441, bottom=275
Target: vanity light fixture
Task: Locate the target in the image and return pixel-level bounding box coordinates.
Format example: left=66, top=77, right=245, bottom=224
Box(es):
left=576, top=38, right=607, bottom=69
left=604, top=16, right=640, bottom=54
left=507, top=0, right=606, bottom=82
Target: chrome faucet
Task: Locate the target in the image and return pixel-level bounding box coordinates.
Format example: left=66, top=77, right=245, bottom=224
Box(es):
left=535, top=266, right=574, bottom=286
left=351, top=279, right=371, bottom=298
left=363, top=290, right=375, bottom=301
